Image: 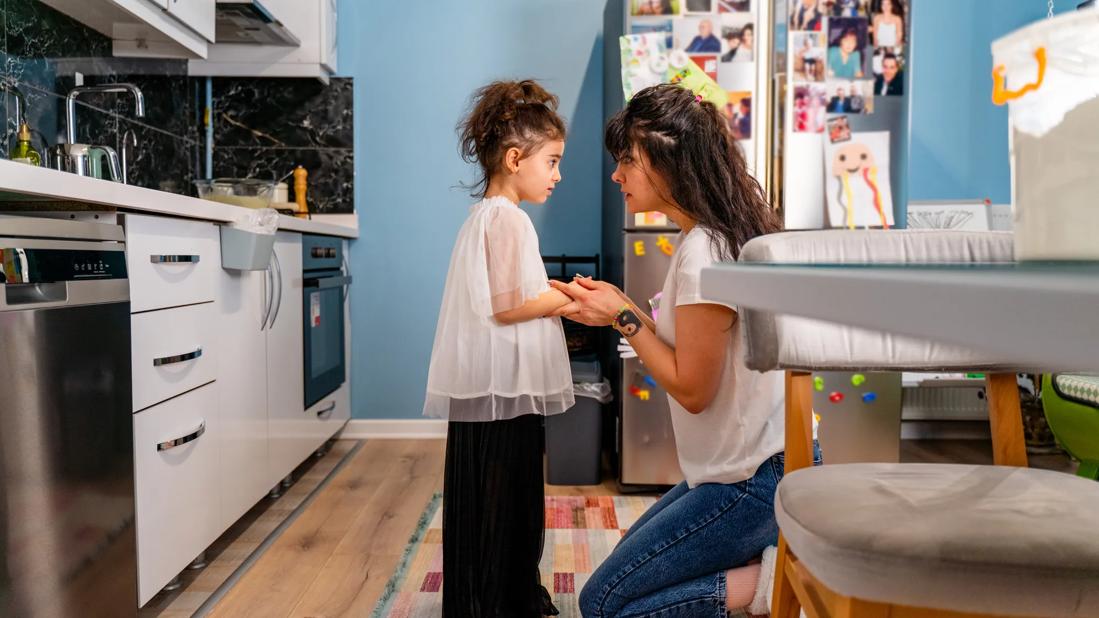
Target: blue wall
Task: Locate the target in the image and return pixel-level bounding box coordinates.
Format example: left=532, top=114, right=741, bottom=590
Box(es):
left=339, top=1, right=607, bottom=420
left=907, top=1, right=1066, bottom=203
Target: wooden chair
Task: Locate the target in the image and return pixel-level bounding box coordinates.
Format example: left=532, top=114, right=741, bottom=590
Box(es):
left=735, top=231, right=1099, bottom=618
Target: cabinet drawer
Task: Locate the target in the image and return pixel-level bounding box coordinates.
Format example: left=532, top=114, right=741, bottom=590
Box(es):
left=131, top=303, right=216, bottom=412
left=133, top=383, right=221, bottom=607
left=125, top=214, right=218, bottom=313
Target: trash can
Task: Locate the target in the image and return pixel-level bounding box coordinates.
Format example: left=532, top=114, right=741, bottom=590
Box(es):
left=992, top=10, right=1099, bottom=260
left=545, top=360, right=612, bottom=486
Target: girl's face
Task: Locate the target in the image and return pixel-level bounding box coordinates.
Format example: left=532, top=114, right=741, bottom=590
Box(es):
left=509, top=139, right=564, bottom=205
left=840, top=33, right=857, bottom=53
left=611, top=145, right=675, bottom=216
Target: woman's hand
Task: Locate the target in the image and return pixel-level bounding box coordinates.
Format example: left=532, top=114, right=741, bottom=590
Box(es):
left=547, top=277, right=631, bottom=326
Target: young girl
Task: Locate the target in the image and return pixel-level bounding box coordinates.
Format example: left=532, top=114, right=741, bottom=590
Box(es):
left=423, top=79, right=576, bottom=617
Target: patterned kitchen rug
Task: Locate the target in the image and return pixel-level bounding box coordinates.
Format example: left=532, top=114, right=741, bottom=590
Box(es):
left=371, top=494, right=664, bottom=618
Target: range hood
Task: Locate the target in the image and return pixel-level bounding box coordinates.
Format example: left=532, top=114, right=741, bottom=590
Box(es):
left=214, top=0, right=300, bottom=47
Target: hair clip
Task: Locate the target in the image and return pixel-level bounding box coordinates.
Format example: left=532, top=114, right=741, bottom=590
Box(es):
left=694, top=94, right=703, bottom=103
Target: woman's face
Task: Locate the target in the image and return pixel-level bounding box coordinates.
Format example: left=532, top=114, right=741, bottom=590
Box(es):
left=742, top=28, right=754, bottom=49
left=840, top=33, right=857, bottom=53
left=611, top=145, right=673, bottom=216
left=882, top=0, right=895, bottom=15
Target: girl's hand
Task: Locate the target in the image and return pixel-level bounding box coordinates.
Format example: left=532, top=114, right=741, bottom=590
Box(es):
left=547, top=277, right=631, bottom=327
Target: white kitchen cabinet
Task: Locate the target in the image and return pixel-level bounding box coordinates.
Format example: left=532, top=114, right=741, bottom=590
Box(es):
left=40, top=0, right=212, bottom=59
left=215, top=266, right=271, bottom=531
left=165, top=0, right=216, bottom=42
left=131, top=301, right=217, bottom=412
left=133, top=382, right=221, bottom=607
left=123, top=213, right=219, bottom=313
left=189, top=0, right=338, bottom=82
left=266, top=231, right=309, bottom=487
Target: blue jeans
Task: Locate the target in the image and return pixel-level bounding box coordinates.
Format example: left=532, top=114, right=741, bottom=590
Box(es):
left=579, top=445, right=822, bottom=617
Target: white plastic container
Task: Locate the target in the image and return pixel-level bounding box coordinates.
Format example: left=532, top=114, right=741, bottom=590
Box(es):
left=992, top=10, right=1099, bottom=260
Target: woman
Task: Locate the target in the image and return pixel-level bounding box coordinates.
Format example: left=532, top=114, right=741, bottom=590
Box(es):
left=552, top=85, right=820, bottom=617
left=828, top=27, right=864, bottom=79
left=872, top=0, right=905, bottom=47
left=790, top=0, right=823, bottom=31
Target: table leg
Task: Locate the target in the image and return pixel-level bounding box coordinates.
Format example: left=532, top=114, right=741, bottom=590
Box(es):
left=985, top=373, right=1029, bottom=467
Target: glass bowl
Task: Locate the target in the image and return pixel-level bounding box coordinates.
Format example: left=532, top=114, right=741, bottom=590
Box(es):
left=194, top=178, right=276, bottom=209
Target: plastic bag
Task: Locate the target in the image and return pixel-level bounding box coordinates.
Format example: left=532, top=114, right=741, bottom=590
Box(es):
left=229, top=207, right=279, bottom=235
left=574, top=379, right=613, bottom=403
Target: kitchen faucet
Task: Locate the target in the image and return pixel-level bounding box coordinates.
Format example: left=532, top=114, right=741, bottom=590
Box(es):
left=64, top=83, right=144, bottom=181
left=0, top=78, right=26, bottom=151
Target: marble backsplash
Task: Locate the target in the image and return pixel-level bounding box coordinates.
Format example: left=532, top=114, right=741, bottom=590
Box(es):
left=211, top=77, right=354, bottom=214
left=1, top=0, right=353, bottom=213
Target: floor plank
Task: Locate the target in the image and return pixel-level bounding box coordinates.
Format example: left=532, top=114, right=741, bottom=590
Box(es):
left=206, top=437, right=1077, bottom=617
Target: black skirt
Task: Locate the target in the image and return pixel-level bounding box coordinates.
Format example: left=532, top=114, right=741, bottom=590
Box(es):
left=442, top=414, right=558, bottom=618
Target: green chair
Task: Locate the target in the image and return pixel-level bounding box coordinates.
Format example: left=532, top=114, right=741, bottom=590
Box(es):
left=1043, top=373, right=1099, bottom=479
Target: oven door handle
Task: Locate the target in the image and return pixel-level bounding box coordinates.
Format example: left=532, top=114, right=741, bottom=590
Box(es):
left=304, top=275, right=353, bottom=290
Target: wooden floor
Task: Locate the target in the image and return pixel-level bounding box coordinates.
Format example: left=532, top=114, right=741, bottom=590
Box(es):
left=203, top=438, right=1076, bottom=617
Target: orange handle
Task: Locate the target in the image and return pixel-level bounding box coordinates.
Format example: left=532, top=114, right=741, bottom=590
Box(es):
left=992, top=47, right=1047, bottom=106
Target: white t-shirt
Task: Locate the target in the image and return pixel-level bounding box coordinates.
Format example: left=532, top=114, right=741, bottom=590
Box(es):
left=655, top=226, right=785, bottom=488
left=423, top=197, right=575, bottom=422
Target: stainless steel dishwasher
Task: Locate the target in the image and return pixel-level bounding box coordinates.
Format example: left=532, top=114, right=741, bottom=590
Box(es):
left=0, top=217, right=135, bottom=617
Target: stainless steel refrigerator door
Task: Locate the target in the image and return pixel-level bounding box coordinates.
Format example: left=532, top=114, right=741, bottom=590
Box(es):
left=0, top=300, right=136, bottom=617
left=620, top=232, right=683, bottom=486
left=813, top=371, right=902, bottom=464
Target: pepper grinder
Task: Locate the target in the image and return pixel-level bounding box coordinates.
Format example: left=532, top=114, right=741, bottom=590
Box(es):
left=293, top=165, right=308, bottom=215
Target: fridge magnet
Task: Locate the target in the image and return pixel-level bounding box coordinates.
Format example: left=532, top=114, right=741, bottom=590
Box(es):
left=793, top=31, right=826, bottom=82
left=631, top=0, right=679, bottom=16
left=827, top=18, right=869, bottom=80
left=683, top=0, right=716, bottom=14
left=824, top=80, right=874, bottom=114
left=871, top=49, right=905, bottom=96
left=870, top=0, right=906, bottom=48
left=723, top=91, right=752, bottom=140
left=676, top=17, right=722, bottom=53
left=656, top=235, right=676, bottom=256
left=634, top=211, right=670, bottom=227
left=792, top=83, right=828, bottom=133
left=830, top=0, right=869, bottom=18
left=824, top=130, right=894, bottom=229
left=827, top=115, right=852, bottom=143
left=814, top=376, right=825, bottom=391
left=790, top=0, right=825, bottom=32
left=633, top=239, right=647, bottom=256
left=851, top=373, right=866, bottom=386
left=643, top=375, right=658, bottom=388
left=631, top=19, right=675, bottom=50
left=719, top=13, right=754, bottom=63
left=718, top=0, right=751, bottom=12
left=861, top=391, right=878, bottom=403
left=829, top=391, right=845, bottom=403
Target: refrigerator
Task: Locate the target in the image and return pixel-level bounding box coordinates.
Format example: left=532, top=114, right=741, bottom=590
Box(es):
left=602, top=0, right=775, bottom=487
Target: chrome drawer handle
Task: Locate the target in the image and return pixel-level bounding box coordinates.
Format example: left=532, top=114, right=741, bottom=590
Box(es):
left=153, top=347, right=202, bottom=367
left=150, top=255, right=200, bottom=264
left=157, top=421, right=205, bottom=451
left=316, top=402, right=336, bottom=419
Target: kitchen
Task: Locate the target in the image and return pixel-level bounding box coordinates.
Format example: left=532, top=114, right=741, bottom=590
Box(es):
left=3, top=1, right=1099, bottom=617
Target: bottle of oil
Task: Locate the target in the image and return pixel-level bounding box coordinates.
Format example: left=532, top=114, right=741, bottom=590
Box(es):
left=9, top=122, right=41, bottom=167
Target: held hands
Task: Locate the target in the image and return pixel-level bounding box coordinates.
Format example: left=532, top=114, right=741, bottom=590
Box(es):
left=547, top=276, right=630, bottom=326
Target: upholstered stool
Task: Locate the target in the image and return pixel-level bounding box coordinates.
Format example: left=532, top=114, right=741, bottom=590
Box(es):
left=729, top=230, right=1067, bottom=617
left=775, top=463, right=1099, bottom=617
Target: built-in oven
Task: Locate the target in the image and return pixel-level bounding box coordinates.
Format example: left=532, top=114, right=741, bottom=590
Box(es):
left=302, top=235, right=352, bottom=409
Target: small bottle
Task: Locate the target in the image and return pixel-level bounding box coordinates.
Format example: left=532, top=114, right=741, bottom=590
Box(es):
left=293, top=165, right=308, bottom=215
left=9, top=122, right=41, bottom=167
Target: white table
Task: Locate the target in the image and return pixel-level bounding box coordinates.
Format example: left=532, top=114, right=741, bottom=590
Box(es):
left=699, top=262, right=1099, bottom=372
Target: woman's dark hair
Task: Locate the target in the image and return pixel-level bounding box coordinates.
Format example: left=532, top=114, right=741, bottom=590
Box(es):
left=873, top=0, right=905, bottom=19
left=458, top=79, right=566, bottom=198
left=605, top=84, right=781, bottom=261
